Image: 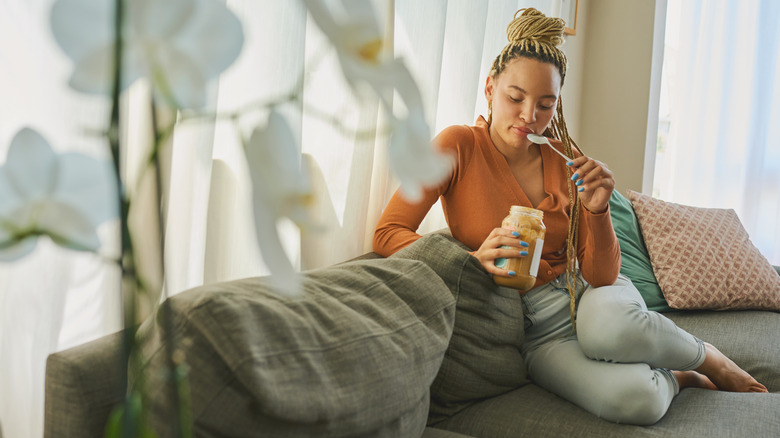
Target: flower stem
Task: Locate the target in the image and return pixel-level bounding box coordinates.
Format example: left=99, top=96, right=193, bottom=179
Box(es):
left=150, top=99, right=191, bottom=438
left=108, top=0, right=129, bottom=372
left=106, top=0, right=147, bottom=436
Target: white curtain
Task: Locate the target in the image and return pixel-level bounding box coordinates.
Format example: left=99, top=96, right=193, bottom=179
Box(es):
left=655, top=0, right=780, bottom=265
left=0, top=0, right=560, bottom=436
left=0, top=1, right=122, bottom=437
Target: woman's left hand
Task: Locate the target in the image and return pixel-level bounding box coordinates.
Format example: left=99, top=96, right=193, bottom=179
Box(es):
left=567, top=156, right=614, bottom=214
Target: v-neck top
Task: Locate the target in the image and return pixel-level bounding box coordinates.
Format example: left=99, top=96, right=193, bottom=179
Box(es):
left=373, top=116, right=621, bottom=288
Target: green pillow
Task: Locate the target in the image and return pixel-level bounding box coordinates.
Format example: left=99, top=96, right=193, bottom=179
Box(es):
left=609, top=190, right=673, bottom=312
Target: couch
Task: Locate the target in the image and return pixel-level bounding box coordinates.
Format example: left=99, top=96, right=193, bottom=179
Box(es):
left=44, top=197, right=780, bottom=437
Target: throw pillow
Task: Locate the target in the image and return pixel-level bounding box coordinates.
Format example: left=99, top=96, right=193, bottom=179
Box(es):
left=608, top=190, right=671, bottom=312
left=628, top=190, right=780, bottom=310
left=390, top=232, right=529, bottom=424
left=133, top=258, right=456, bottom=437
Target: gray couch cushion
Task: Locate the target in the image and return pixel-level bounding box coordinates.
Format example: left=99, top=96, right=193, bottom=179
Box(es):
left=135, top=258, right=455, bottom=437
left=432, top=309, right=780, bottom=436
left=667, top=310, right=780, bottom=392
left=421, top=427, right=475, bottom=438
left=432, top=383, right=780, bottom=437
left=390, top=233, right=529, bottom=424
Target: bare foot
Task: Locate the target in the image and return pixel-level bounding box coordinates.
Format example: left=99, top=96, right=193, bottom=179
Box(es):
left=695, top=342, right=768, bottom=393
left=673, top=370, right=717, bottom=390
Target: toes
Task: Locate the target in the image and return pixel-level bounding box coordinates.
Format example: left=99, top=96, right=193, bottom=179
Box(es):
left=743, top=380, right=767, bottom=393
left=753, top=384, right=769, bottom=393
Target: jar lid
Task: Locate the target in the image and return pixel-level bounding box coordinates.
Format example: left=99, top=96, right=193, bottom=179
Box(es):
left=509, top=205, right=544, bottom=218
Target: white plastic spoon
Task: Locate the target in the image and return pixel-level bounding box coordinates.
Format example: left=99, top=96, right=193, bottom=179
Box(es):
left=527, top=133, right=572, bottom=163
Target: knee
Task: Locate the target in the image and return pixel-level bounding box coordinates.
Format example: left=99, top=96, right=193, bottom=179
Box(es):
left=577, top=301, right=651, bottom=361
left=597, top=374, right=669, bottom=425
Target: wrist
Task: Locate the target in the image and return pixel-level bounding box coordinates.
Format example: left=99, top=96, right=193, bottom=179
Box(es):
left=582, top=203, right=608, bottom=215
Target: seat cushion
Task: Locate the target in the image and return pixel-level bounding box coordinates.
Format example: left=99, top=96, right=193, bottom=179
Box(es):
left=134, top=258, right=455, bottom=437
left=433, top=383, right=780, bottom=437
left=390, top=233, right=529, bottom=423
left=434, top=309, right=780, bottom=437
left=666, top=309, right=780, bottom=392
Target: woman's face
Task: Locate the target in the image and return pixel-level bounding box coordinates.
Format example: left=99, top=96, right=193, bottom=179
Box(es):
left=485, top=57, right=561, bottom=152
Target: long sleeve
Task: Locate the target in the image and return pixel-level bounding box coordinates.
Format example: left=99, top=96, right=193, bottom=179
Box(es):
left=372, top=186, right=442, bottom=257
left=372, top=125, right=473, bottom=257
left=577, top=205, right=621, bottom=287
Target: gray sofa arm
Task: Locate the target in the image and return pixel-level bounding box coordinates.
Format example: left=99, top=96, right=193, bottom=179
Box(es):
left=44, top=327, right=474, bottom=438
left=44, top=331, right=126, bottom=438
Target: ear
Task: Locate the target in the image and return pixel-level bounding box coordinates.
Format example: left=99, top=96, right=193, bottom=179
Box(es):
left=484, top=75, right=495, bottom=101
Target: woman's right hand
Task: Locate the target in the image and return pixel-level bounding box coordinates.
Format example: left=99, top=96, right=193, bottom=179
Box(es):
left=470, top=227, right=529, bottom=277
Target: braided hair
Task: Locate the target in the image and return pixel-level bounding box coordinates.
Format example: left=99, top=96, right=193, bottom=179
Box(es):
left=488, top=8, right=585, bottom=329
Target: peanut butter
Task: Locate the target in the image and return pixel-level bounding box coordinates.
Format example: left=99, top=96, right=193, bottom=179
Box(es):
left=494, top=205, right=546, bottom=291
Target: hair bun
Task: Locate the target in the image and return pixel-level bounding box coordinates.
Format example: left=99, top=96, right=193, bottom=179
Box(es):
left=506, top=8, right=565, bottom=47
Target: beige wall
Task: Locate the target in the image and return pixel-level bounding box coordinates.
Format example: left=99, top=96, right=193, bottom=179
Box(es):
left=562, top=0, right=662, bottom=195
left=560, top=0, right=586, bottom=141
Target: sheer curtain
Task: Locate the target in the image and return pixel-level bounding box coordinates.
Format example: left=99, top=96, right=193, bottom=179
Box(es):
left=0, top=2, right=121, bottom=437
left=655, top=0, right=780, bottom=265
left=0, top=1, right=557, bottom=436
left=168, top=0, right=550, bottom=286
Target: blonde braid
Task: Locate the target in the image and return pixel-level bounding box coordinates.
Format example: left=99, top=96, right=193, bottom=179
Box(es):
left=546, top=97, right=585, bottom=331
left=489, top=8, right=584, bottom=330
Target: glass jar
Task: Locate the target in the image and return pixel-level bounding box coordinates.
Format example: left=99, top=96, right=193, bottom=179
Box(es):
left=493, top=205, right=546, bottom=291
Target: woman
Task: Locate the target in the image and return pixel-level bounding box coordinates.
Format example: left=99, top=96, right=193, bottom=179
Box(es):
left=373, top=8, right=766, bottom=425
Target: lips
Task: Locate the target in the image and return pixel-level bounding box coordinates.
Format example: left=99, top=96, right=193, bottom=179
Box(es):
left=512, top=126, right=534, bottom=136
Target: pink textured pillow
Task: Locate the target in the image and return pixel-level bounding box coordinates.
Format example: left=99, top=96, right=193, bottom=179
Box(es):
left=628, top=190, right=780, bottom=310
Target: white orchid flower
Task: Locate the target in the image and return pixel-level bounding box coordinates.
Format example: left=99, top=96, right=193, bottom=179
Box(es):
left=302, top=0, right=389, bottom=102
left=0, top=128, right=117, bottom=262
left=389, top=108, right=455, bottom=202
left=50, top=0, right=244, bottom=109
left=382, top=60, right=454, bottom=202
left=303, top=0, right=453, bottom=200
left=245, top=110, right=316, bottom=297
left=300, top=0, right=397, bottom=102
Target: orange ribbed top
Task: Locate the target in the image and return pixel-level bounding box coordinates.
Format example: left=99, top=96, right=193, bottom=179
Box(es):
left=373, top=116, right=620, bottom=289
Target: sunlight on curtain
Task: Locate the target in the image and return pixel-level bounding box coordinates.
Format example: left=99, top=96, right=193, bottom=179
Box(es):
left=299, top=2, right=385, bottom=269
left=655, top=0, right=780, bottom=265
left=0, top=1, right=121, bottom=437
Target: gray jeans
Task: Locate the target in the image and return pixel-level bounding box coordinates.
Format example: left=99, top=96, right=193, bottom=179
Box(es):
left=516, top=273, right=705, bottom=425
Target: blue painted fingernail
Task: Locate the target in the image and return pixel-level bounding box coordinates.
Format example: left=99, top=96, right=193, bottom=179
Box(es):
left=571, top=173, right=579, bottom=181
left=576, top=179, right=584, bottom=186
left=520, top=251, right=529, bottom=256
left=520, top=241, right=529, bottom=247
left=578, top=187, right=585, bottom=192
left=508, top=270, right=516, bottom=276
left=512, top=231, right=520, bottom=237
left=566, top=161, right=574, bottom=166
